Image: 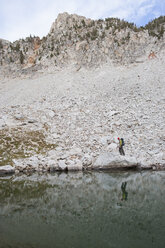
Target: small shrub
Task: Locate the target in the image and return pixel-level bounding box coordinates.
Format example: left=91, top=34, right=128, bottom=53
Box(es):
left=145, top=16, right=165, bottom=38
left=10, top=57, right=14, bottom=63
left=56, top=47, right=60, bottom=56
left=20, top=51, right=24, bottom=64
left=97, top=19, right=103, bottom=23
left=27, top=35, right=33, bottom=42
left=15, top=43, right=20, bottom=52
left=0, top=41, right=3, bottom=49
left=101, top=31, right=105, bottom=39
left=91, top=28, right=98, bottom=40
left=81, top=19, right=86, bottom=27
left=158, top=25, right=164, bottom=38
left=51, top=45, right=54, bottom=51
left=86, top=32, right=91, bottom=38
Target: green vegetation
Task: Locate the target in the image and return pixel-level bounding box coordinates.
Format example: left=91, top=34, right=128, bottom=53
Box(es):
left=145, top=16, right=165, bottom=39
left=78, top=34, right=84, bottom=41
left=100, top=31, right=105, bottom=39
left=91, top=28, right=98, bottom=40
left=86, top=32, right=91, bottom=38
left=55, top=46, right=60, bottom=56
left=0, top=128, right=57, bottom=166
left=145, top=16, right=165, bottom=29
left=9, top=57, right=14, bottom=63
left=0, top=40, right=3, bottom=49
left=27, top=35, right=34, bottom=42
left=97, top=19, right=104, bottom=23
left=51, top=40, right=54, bottom=51
left=105, top=17, right=137, bottom=32
left=15, top=43, right=20, bottom=52
left=42, top=36, right=47, bottom=42
left=88, top=20, right=95, bottom=28
left=20, top=50, right=24, bottom=64
left=81, top=19, right=86, bottom=27
left=121, top=32, right=131, bottom=44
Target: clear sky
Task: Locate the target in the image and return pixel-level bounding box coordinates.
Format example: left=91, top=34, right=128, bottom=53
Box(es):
left=0, top=0, right=165, bottom=42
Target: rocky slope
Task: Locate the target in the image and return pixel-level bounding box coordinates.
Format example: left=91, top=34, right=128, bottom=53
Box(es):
left=0, top=53, right=165, bottom=173
left=0, top=13, right=165, bottom=174
left=0, top=13, right=165, bottom=79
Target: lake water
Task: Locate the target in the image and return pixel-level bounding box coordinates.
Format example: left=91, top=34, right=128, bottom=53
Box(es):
left=0, top=171, right=165, bottom=248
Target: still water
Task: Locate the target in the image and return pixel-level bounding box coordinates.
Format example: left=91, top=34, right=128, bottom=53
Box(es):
left=0, top=171, right=165, bottom=248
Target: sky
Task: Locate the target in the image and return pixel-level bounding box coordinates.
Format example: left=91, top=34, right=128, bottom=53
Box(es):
left=0, top=0, right=165, bottom=42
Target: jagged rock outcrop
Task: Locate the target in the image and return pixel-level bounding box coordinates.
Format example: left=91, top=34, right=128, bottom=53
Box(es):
left=0, top=13, right=164, bottom=78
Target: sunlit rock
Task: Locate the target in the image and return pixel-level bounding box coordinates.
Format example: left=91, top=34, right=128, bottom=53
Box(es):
left=93, top=153, right=139, bottom=170
left=0, top=165, right=15, bottom=175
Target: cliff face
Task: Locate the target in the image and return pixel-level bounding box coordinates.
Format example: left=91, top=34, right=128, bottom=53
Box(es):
left=0, top=13, right=165, bottom=78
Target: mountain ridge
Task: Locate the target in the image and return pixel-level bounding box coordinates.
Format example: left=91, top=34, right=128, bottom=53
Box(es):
left=0, top=13, right=165, bottom=78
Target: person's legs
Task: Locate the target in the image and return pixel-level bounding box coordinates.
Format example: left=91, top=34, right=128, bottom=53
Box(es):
left=121, top=147, right=125, bottom=156
left=119, top=147, right=122, bottom=155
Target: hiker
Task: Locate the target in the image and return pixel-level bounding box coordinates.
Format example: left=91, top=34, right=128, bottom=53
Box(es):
left=118, top=137, right=125, bottom=156
left=121, top=182, right=128, bottom=201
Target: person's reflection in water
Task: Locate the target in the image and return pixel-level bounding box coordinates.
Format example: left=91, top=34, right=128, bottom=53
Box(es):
left=121, top=182, right=128, bottom=201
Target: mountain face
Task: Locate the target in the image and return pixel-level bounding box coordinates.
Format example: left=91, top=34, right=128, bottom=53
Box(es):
left=0, top=13, right=165, bottom=78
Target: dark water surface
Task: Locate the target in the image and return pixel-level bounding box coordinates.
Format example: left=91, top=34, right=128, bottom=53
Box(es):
left=0, top=171, right=165, bottom=248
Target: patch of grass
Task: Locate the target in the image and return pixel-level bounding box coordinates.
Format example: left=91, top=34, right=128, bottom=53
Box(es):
left=0, top=128, right=57, bottom=166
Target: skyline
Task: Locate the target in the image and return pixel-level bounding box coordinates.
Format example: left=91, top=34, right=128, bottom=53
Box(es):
left=0, top=0, right=165, bottom=42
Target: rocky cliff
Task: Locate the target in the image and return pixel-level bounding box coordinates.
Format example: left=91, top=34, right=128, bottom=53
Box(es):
left=0, top=13, right=165, bottom=78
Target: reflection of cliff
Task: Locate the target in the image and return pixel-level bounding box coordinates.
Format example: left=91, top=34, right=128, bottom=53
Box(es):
left=0, top=171, right=165, bottom=248
left=0, top=171, right=165, bottom=216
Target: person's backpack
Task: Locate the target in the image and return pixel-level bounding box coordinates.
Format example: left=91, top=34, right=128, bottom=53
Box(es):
left=121, top=138, right=125, bottom=146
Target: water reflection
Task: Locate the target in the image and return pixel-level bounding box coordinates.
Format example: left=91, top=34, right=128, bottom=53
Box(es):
left=121, top=182, right=128, bottom=201
left=0, top=171, right=165, bottom=248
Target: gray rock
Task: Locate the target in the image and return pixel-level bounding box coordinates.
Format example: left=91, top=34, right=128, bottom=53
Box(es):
left=68, top=147, right=82, bottom=156
left=15, top=114, right=25, bottom=120
left=100, top=136, right=110, bottom=145
left=82, top=154, right=92, bottom=167
left=0, top=165, right=15, bottom=175
left=58, top=160, right=67, bottom=170
left=48, top=110, right=55, bottom=118
left=107, top=143, right=118, bottom=151
left=67, top=161, right=83, bottom=171
left=93, top=153, right=139, bottom=170
left=28, top=119, right=37, bottom=123
left=49, top=164, right=59, bottom=172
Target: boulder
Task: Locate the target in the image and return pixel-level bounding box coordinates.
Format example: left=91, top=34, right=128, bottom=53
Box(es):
left=82, top=154, right=92, bottom=167
left=107, top=143, right=118, bottom=151
left=49, top=163, right=59, bottom=172
left=0, top=165, right=15, bottom=175
left=93, top=153, right=139, bottom=170
left=58, top=160, right=67, bottom=171
left=67, top=161, right=83, bottom=171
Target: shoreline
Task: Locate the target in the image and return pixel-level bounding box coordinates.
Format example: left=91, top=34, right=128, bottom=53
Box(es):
left=0, top=162, right=165, bottom=177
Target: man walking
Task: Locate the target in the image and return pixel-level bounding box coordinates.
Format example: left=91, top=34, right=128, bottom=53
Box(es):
left=118, top=137, right=125, bottom=156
